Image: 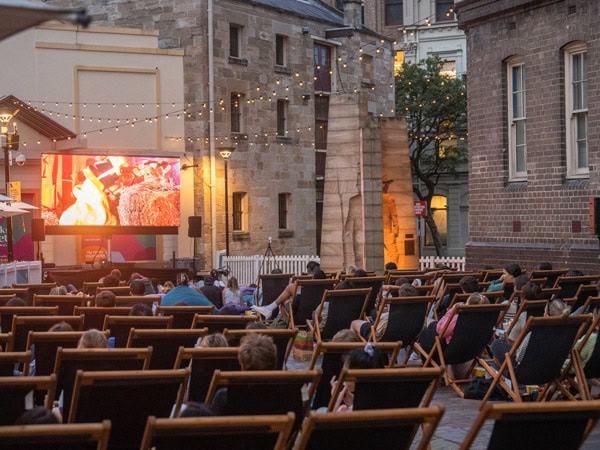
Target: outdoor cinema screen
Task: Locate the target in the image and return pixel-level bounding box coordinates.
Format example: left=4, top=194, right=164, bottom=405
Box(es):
left=41, top=154, right=181, bottom=235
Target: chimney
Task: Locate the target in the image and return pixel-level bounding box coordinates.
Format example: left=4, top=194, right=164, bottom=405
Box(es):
left=343, top=0, right=362, bottom=28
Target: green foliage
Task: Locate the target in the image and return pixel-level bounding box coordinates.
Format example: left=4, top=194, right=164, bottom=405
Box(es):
left=395, top=56, right=468, bottom=254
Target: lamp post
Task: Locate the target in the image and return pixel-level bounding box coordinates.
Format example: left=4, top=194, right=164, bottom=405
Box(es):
left=0, top=110, right=19, bottom=263
left=218, top=147, right=235, bottom=256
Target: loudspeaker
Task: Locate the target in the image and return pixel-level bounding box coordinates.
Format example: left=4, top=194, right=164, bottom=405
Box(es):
left=188, top=216, right=203, bottom=238
left=32, top=218, right=45, bottom=242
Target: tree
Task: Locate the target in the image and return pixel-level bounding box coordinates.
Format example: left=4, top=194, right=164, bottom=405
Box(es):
left=395, top=56, right=467, bottom=256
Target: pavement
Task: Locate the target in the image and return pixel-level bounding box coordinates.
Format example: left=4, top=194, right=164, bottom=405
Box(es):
left=286, top=352, right=600, bottom=449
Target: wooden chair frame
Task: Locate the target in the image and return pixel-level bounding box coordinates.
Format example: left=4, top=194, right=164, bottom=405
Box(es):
left=327, top=366, right=443, bottom=412
left=13, top=283, right=57, bottom=305
left=32, top=294, right=86, bottom=315
left=0, top=420, right=111, bottom=450
left=256, top=273, right=293, bottom=306
left=310, top=288, right=371, bottom=341
left=103, top=315, right=172, bottom=347
left=0, top=350, right=31, bottom=376
left=459, top=400, right=600, bottom=450
left=126, top=327, right=208, bottom=369
left=155, top=305, right=214, bottom=329
left=285, top=279, right=337, bottom=329
left=503, top=299, right=548, bottom=341
left=223, top=327, right=298, bottom=369
left=114, top=295, right=161, bottom=307
left=96, top=286, right=132, bottom=296
left=74, top=306, right=131, bottom=330
left=414, top=303, right=507, bottom=397
left=11, top=314, right=83, bottom=352
left=529, top=269, right=568, bottom=288
left=341, top=276, right=385, bottom=315
left=554, top=275, right=600, bottom=299
left=191, top=313, right=257, bottom=334
left=140, top=413, right=295, bottom=450
left=0, top=374, right=56, bottom=425
left=0, top=306, right=58, bottom=339
left=293, top=406, right=445, bottom=450
left=479, top=315, right=591, bottom=403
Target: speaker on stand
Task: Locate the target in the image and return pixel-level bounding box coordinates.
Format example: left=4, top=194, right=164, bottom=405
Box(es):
left=188, top=216, right=202, bottom=275
left=31, top=218, right=45, bottom=262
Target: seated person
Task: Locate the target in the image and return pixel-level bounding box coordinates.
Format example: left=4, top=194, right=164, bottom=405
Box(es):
left=161, top=274, right=217, bottom=312
left=200, top=276, right=223, bottom=309
left=502, top=281, right=542, bottom=344
left=95, top=291, right=116, bottom=307
left=487, top=263, right=522, bottom=293
left=437, top=275, right=480, bottom=318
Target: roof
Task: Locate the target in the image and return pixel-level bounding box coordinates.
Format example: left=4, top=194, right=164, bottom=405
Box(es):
left=0, top=95, right=77, bottom=141
left=249, top=0, right=345, bottom=27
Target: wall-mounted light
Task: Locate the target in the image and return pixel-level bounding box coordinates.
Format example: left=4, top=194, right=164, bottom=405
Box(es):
left=181, top=163, right=198, bottom=171
left=302, top=26, right=310, bottom=35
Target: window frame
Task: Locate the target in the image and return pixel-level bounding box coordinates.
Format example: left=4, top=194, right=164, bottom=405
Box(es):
left=230, top=92, right=243, bottom=133
left=564, top=42, right=588, bottom=178
left=275, top=34, right=287, bottom=67
left=278, top=193, right=291, bottom=230
left=435, top=0, right=455, bottom=23
left=232, top=191, right=248, bottom=232
left=276, top=99, right=288, bottom=137
left=507, top=57, right=527, bottom=181
left=229, top=24, right=241, bottom=58
left=385, top=0, right=403, bottom=26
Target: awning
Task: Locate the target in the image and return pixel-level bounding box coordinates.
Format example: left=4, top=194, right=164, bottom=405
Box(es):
left=0, top=0, right=90, bottom=41
left=0, top=202, right=28, bottom=217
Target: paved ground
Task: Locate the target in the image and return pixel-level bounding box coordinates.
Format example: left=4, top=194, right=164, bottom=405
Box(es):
left=287, top=352, right=600, bottom=449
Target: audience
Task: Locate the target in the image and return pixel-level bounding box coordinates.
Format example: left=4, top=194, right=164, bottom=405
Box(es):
left=77, top=329, right=108, bottom=349
left=161, top=273, right=217, bottom=312
left=95, top=290, right=116, bottom=307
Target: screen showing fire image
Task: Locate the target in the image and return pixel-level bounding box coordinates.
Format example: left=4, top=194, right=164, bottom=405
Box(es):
left=41, top=154, right=181, bottom=228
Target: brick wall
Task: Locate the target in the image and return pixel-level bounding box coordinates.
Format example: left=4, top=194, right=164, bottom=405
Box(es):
left=459, top=0, right=600, bottom=273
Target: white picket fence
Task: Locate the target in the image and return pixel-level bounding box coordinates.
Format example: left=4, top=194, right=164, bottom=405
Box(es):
left=220, top=253, right=466, bottom=286
left=0, top=260, right=43, bottom=286
left=419, top=256, right=466, bottom=271
left=221, top=254, right=320, bottom=286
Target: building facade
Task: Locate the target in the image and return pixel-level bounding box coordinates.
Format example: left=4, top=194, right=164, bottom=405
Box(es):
left=457, top=0, right=600, bottom=272
left=49, top=0, right=396, bottom=268
left=321, top=0, right=470, bottom=257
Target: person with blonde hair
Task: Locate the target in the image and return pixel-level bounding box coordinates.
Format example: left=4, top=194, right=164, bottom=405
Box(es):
left=77, top=329, right=108, bottom=349
left=222, top=276, right=242, bottom=306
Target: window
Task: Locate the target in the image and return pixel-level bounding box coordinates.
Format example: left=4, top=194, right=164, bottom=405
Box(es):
left=277, top=99, right=288, bottom=136
left=436, top=0, right=455, bottom=22
left=508, top=57, right=527, bottom=180
left=230, top=24, right=241, bottom=58
left=315, top=95, right=329, bottom=151
left=361, top=54, right=374, bottom=85
left=385, top=0, right=403, bottom=26
left=278, top=193, right=290, bottom=229
left=394, top=50, right=404, bottom=75
left=230, top=93, right=242, bottom=133
left=565, top=42, right=588, bottom=177
left=275, top=34, right=287, bottom=67
left=314, top=44, right=332, bottom=92
left=425, top=195, right=447, bottom=247
left=232, top=192, right=247, bottom=232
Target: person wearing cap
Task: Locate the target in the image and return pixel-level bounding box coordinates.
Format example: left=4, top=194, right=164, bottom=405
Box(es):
left=200, top=275, right=224, bottom=309
left=382, top=174, right=399, bottom=265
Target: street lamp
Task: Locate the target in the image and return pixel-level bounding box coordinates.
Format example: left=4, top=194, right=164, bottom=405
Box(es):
left=218, top=147, right=235, bottom=256
left=0, top=109, right=19, bottom=262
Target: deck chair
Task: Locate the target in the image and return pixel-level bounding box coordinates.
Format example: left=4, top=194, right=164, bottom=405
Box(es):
left=140, top=413, right=295, bottom=450
left=0, top=420, right=111, bottom=450
left=529, top=268, right=569, bottom=288
left=96, top=285, right=132, bottom=296
left=102, top=315, right=172, bottom=347
left=33, top=294, right=86, bottom=315
left=13, top=283, right=57, bottom=305
left=371, top=295, right=434, bottom=361
left=115, top=295, right=161, bottom=308
left=191, top=313, right=257, bottom=334
left=308, top=341, right=402, bottom=410
left=0, top=294, right=19, bottom=306
left=155, top=305, right=214, bottom=328
left=0, top=374, right=56, bottom=425
left=0, top=350, right=30, bottom=376
left=223, top=327, right=298, bottom=369
left=414, top=303, right=507, bottom=397
left=74, top=306, right=131, bottom=330
left=342, top=276, right=384, bottom=315
left=479, top=315, right=591, bottom=403
left=286, top=279, right=337, bottom=329
left=555, top=275, right=600, bottom=299
left=68, top=368, right=190, bottom=449
left=126, top=328, right=207, bottom=369
left=450, top=290, right=505, bottom=308
left=566, top=283, right=598, bottom=312
left=82, top=281, right=103, bottom=296
left=502, top=299, right=549, bottom=342
left=54, top=346, right=153, bottom=421
left=293, top=406, right=445, bottom=450
left=205, top=369, right=322, bottom=432
left=459, top=400, right=600, bottom=450
left=0, top=305, right=58, bottom=336
left=310, top=288, right=371, bottom=341
left=256, top=273, right=293, bottom=306
left=384, top=270, right=428, bottom=285
left=0, top=288, right=29, bottom=304
left=577, top=295, right=600, bottom=317
left=11, top=315, right=83, bottom=352
left=483, top=269, right=504, bottom=282
left=174, top=347, right=241, bottom=403
left=328, top=366, right=443, bottom=412
left=0, top=331, right=11, bottom=351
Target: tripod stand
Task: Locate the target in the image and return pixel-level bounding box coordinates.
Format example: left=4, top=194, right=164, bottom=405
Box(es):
left=257, top=237, right=279, bottom=283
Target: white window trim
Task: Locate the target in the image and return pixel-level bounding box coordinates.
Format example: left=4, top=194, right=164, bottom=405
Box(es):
left=507, top=57, right=527, bottom=181
left=565, top=42, right=588, bottom=178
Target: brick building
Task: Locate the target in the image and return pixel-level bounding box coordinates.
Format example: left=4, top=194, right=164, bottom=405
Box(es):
left=457, top=0, right=600, bottom=272
left=48, top=0, right=395, bottom=267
